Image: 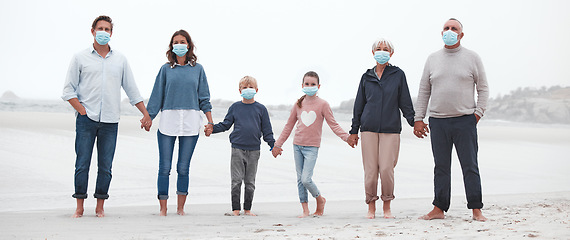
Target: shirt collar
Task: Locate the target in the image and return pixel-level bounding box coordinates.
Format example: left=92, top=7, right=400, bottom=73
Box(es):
left=171, top=62, right=191, bottom=68
left=90, top=44, right=113, bottom=58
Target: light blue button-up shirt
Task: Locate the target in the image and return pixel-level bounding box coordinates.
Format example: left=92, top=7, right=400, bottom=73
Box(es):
left=62, top=45, right=144, bottom=123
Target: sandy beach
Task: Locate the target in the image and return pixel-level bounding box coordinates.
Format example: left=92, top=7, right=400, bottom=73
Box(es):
left=0, top=111, right=569, bottom=239
left=1, top=192, right=569, bottom=239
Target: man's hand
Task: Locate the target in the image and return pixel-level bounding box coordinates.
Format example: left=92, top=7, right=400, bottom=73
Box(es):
left=140, top=115, right=152, bottom=131
left=414, top=121, right=429, bottom=138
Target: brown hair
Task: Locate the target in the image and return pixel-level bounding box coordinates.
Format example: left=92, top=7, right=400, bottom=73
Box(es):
left=296, top=71, right=320, bottom=108
left=166, top=30, right=197, bottom=67
left=91, top=15, right=113, bottom=31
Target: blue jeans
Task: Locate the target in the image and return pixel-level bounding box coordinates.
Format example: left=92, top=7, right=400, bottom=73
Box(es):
left=73, top=114, right=118, bottom=199
left=293, top=144, right=320, bottom=203
left=429, top=115, right=483, bottom=211
left=157, top=130, right=199, bottom=200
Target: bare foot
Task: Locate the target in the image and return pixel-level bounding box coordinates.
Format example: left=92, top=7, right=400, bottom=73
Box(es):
left=177, top=195, right=187, bottom=216
left=366, top=202, right=376, bottom=219
left=177, top=209, right=185, bottom=216
left=232, top=210, right=240, bottom=216
left=383, top=210, right=394, bottom=219
left=95, top=209, right=105, bottom=218
left=472, top=209, right=487, bottom=222
left=95, top=199, right=105, bottom=218
left=73, top=198, right=85, bottom=218
left=159, top=199, right=167, bottom=216
left=383, top=201, right=394, bottom=219
left=244, top=210, right=256, bottom=216
left=159, top=209, right=167, bottom=216
left=72, top=208, right=84, bottom=218
left=299, top=202, right=310, bottom=218
left=313, top=196, right=326, bottom=216
left=419, top=206, right=445, bottom=220
left=298, top=212, right=310, bottom=218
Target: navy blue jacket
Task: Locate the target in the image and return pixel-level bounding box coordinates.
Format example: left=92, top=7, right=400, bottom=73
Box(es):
left=350, top=65, right=415, bottom=134
left=212, top=101, right=275, bottom=151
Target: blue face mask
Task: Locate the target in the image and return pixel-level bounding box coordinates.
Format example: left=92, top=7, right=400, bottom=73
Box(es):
left=240, top=88, right=257, bottom=100
left=442, top=30, right=459, bottom=46
left=95, top=31, right=111, bottom=45
left=374, top=51, right=391, bottom=64
left=302, top=86, right=319, bottom=96
left=172, top=44, right=188, bottom=57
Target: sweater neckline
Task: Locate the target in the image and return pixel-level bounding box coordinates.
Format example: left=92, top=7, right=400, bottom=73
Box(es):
left=304, top=95, right=319, bottom=102
left=443, top=45, right=463, bottom=53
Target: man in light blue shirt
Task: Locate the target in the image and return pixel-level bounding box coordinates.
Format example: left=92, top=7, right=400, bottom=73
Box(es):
left=61, top=15, right=151, bottom=218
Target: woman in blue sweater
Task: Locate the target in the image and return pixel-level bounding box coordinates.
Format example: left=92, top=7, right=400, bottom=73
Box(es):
left=146, top=29, right=214, bottom=216
left=348, top=38, right=415, bottom=219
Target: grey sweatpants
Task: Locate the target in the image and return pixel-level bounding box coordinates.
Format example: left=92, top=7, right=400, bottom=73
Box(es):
left=231, top=148, right=260, bottom=211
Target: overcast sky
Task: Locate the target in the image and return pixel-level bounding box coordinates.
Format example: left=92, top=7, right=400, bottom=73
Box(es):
left=1, top=0, right=569, bottom=106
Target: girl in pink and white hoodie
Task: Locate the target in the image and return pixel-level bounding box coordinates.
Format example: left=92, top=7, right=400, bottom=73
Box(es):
left=272, top=71, right=352, bottom=218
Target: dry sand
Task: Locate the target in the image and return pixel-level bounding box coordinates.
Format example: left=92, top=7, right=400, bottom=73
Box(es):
left=0, top=111, right=569, bottom=239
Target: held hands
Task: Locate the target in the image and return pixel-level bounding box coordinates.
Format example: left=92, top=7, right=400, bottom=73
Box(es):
left=140, top=115, right=152, bottom=132
left=204, top=124, right=213, bottom=136
left=347, top=134, right=359, bottom=148
left=413, top=121, right=429, bottom=138
left=271, top=146, right=282, bottom=158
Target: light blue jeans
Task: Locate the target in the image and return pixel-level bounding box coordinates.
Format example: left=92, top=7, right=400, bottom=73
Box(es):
left=157, top=130, right=199, bottom=200
left=293, top=144, right=320, bottom=203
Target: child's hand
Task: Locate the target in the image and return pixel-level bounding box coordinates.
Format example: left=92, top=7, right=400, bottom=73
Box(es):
left=347, top=134, right=359, bottom=148
left=272, top=147, right=282, bottom=158
left=204, top=124, right=213, bottom=136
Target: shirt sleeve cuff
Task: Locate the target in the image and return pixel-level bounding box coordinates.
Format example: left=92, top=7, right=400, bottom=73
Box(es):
left=61, top=94, right=78, bottom=101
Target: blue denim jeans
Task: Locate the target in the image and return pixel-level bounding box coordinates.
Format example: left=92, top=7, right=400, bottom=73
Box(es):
left=293, top=144, right=320, bottom=203
left=157, top=130, right=199, bottom=200
left=73, top=114, right=118, bottom=199
left=429, top=115, right=483, bottom=211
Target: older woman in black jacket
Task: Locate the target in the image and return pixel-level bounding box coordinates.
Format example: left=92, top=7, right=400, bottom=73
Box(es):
left=348, top=38, right=415, bottom=219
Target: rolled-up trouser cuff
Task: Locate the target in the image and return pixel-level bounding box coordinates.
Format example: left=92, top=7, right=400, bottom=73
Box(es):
left=158, top=195, right=169, bottom=200
left=433, top=200, right=449, bottom=212
left=380, top=195, right=395, bottom=202
left=365, top=196, right=379, bottom=204
left=93, top=193, right=109, bottom=199
left=176, top=191, right=188, bottom=196
left=467, top=202, right=484, bottom=209
left=72, top=193, right=88, bottom=199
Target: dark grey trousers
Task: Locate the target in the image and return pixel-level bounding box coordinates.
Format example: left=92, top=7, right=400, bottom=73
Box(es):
left=429, top=114, right=483, bottom=211
left=231, top=148, right=260, bottom=211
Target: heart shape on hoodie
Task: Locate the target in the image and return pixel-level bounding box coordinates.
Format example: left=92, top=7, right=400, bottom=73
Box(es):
left=300, top=111, right=316, bottom=127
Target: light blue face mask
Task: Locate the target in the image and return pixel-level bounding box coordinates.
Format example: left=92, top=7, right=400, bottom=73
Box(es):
left=302, top=86, right=319, bottom=96
left=240, top=88, right=257, bottom=100
left=172, top=44, right=188, bottom=57
left=374, top=51, right=391, bottom=64
left=442, top=30, right=459, bottom=46
left=95, top=31, right=111, bottom=45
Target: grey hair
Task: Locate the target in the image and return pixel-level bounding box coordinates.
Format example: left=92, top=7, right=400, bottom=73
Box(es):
left=448, top=18, right=463, bottom=31
left=371, top=38, right=394, bottom=54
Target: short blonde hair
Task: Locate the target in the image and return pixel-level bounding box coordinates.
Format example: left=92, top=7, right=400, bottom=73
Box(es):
left=239, top=76, right=258, bottom=89
left=371, top=38, right=394, bottom=54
